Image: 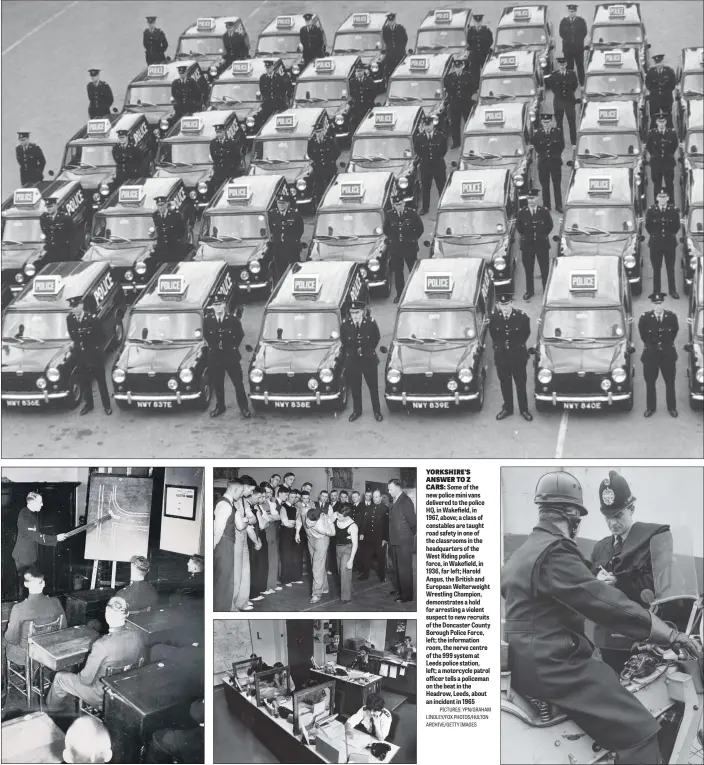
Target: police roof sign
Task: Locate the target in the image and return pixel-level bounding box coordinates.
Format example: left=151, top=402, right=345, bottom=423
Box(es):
left=147, top=64, right=167, bottom=78
left=13, top=189, right=42, bottom=207
left=374, top=111, right=396, bottom=127
left=598, top=107, right=619, bottom=122
left=227, top=184, right=251, bottom=202
left=513, top=7, right=532, bottom=20
left=293, top=275, right=321, bottom=295
left=158, top=274, right=187, bottom=296
left=409, top=57, right=429, bottom=71
left=461, top=180, right=484, bottom=197
left=433, top=10, right=452, bottom=24
left=426, top=273, right=453, bottom=293
left=588, top=176, right=612, bottom=194
left=196, top=18, right=216, bottom=32
left=352, top=13, right=370, bottom=26
left=315, top=59, right=335, bottom=72
left=33, top=275, right=63, bottom=296
left=276, top=15, right=294, bottom=28
left=604, top=51, right=623, bottom=66
left=119, top=186, right=145, bottom=204
left=570, top=270, right=598, bottom=292
left=276, top=114, right=297, bottom=130
left=608, top=4, right=626, bottom=18
left=484, top=109, right=505, bottom=124
left=87, top=119, right=111, bottom=136
left=231, top=61, right=252, bottom=75
left=499, top=55, right=518, bottom=69
left=340, top=182, right=364, bottom=199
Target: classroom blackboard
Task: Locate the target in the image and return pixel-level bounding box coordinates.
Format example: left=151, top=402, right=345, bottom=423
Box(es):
left=84, top=474, right=154, bottom=562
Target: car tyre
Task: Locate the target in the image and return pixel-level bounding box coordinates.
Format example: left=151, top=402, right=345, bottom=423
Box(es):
left=468, top=373, right=485, bottom=412
left=66, top=369, right=82, bottom=410
left=378, top=261, right=392, bottom=299
left=197, top=374, right=212, bottom=411
left=251, top=399, right=266, bottom=413
left=631, top=280, right=642, bottom=297
left=386, top=398, right=403, bottom=413
left=332, top=384, right=348, bottom=412
left=111, top=318, right=124, bottom=352
left=535, top=398, right=552, bottom=413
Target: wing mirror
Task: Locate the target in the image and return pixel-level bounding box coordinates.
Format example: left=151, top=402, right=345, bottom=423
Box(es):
left=48, top=170, right=55, bottom=178
left=379, top=346, right=388, bottom=354
left=235, top=306, right=244, bottom=319
left=639, top=234, right=645, bottom=242
left=451, top=160, right=458, bottom=168
left=627, top=344, right=636, bottom=354
left=528, top=347, right=536, bottom=355
left=300, top=241, right=307, bottom=250
left=565, top=160, right=574, bottom=167
left=683, top=343, right=694, bottom=353
left=245, top=344, right=253, bottom=352
left=339, top=161, right=347, bottom=168
left=423, top=240, right=430, bottom=247
left=552, top=234, right=560, bottom=242
left=680, top=236, right=685, bottom=244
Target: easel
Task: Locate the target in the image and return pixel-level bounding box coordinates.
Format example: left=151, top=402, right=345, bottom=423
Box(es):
left=89, top=560, right=118, bottom=589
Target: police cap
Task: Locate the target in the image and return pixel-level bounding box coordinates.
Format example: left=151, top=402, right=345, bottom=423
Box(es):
left=303, top=13, right=313, bottom=21
left=567, top=4, right=578, bottom=10
left=83, top=294, right=97, bottom=313
left=534, top=470, right=588, bottom=515
left=214, top=124, right=225, bottom=132
left=68, top=296, right=83, bottom=307
left=497, top=293, right=513, bottom=304
left=225, top=20, right=236, bottom=27
left=45, top=197, right=58, bottom=206
left=116, top=130, right=129, bottom=137
left=422, top=115, right=434, bottom=126
left=652, top=54, right=665, bottom=63
left=350, top=300, right=365, bottom=310
left=106, top=596, right=129, bottom=616
left=649, top=291, right=666, bottom=304
left=386, top=12, right=396, bottom=21
left=17, top=131, right=30, bottom=139
left=473, top=14, right=484, bottom=21
left=541, top=113, right=553, bottom=121
left=177, top=65, right=188, bottom=73
left=656, top=188, right=670, bottom=200
left=556, top=57, right=567, bottom=64
left=655, top=112, right=668, bottom=121
left=146, top=16, right=157, bottom=22
left=264, top=59, right=275, bottom=67
left=528, top=189, right=540, bottom=198
left=155, top=196, right=168, bottom=203
left=88, top=69, right=100, bottom=77
left=211, top=292, right=227, bottom=305
left=598, top=470, right=636, bottom=516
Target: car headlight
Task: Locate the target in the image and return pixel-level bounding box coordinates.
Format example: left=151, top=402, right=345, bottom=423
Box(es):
left=447, top=379, right=458, bottom=392
left=250, top=368, right=264, bottom=384
left=167, top=378, right=178, bottom=390
left=14, top=273, right=24, bottom=283
left=560, top=236, right=571, bottom=255
left=601, top=378, right=612, bottom=391
left=112, top=368, right=126, bottom=384
left=514, top=175, right=524, bottom=187
left=371, top=62, right=379, bottom=72
left=246, top=116, right=255, bottom=127
left=624, top=254, right=636, bottom=269
left=334, top=114, right=345, bottom=126
left=124, top=270, right=134, bottom=281
left=209, top=66, right=218, bottom=77
left=308, top=377, right=319, bottom=391
left=24, top=263, right=36, bottom=277
left=368, top=258, right=380, bottom=272
left=198, top=181, right=209, bottom=194
left=690, top=256, right=698, bottom=269
left=459, top=368, right=472, bottom=384
left=189, top=190, right=197, bottom=199
left=398, top=176, right=409, bottom=189
left=47, top=368, right=60, bottom=383
left=494, top=256, right=506, bottom=271
left=687, top=236, right=695, bottom=253
left=319, top=368, right=333, bottom=384
left=538, top=368, right=552, bottom=384
left=93, top=192, right=101, bottom=201
left=153, top=128, right=160, bottom=136
left=696, top=368, right=704, bottom=384
left=179, top=368, right=193, bottom=383
left=241, top=270, right=250, bottom=281
left=249, top=260, right=261, bottom=274
left=296, top=178, right=307, bottom=190
left=387, top=368, right=401, bottom=384
left=160, top=119, right=169, bottom=130
left=36, top=377, right=47, bottom=390
left=612, top=367, right=626, bottom=383
left=539, top=56, right=547, bottom=67
left=99, top=184, right=110, bottom=196
left=292, top=65, right=300, bottom=75
left=136, top=261, right=147, bottom=275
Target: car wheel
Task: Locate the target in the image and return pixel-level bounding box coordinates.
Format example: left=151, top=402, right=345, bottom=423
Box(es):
left=535, top=398, right=552, bottom=413
left=620, top=394, right=634, bottom=412
left=251, top=399, right=266, bottom=413
left=197, top=375, right=212, bottom=411
left=67, top=370, right=82, bottom=409
left=332, top=384, right=348, bottom=412
left=386, top=398, right=403, bottom=413
left=378, top=261, right=392, bottom=299
left=111, top=318, right=125, bottom=351
left=631, top=280, right=642, bottom=297
left=469, top=372, right=485, bottom=412
left=115, top=399, right=131, bottom=411
left=683, top=279, right=691, bottom=297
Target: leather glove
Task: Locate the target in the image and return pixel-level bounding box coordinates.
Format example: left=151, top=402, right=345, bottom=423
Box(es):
left=649, top=614, right=703, bottom=661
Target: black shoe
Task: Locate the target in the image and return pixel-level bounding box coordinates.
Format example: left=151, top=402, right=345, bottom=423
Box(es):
left=389, top=590, right=398, bottom=596
left=210, top=406, right=225, bottom=418
left=555, top=205, right=564, bottom=214
left=644, top=409, right=655, bottom=418
left=374, top=412, right=384, bottom=422
left=104, top=406, right=112, bottom=416
left=419, top=208, right=429, bottom=216
left=241, top=408, right=251, bottom=419
left=523, top=291, right=533, bottom=301
left=393, top=295, right=401, bottom=304
left=496, top=408, right=513, bottom=421
left=669, top=290, right=680, bottom=299
left=520, top=410, right=533, bottom=422
left=669, top=408, right=678, bottom=418
left=349, top=411, right=362, bottom=422
left=80, top=405, right=94, bottom=416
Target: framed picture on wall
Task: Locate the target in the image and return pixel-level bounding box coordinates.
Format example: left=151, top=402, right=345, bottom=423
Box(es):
left=164, top=484, right=198, bottom=520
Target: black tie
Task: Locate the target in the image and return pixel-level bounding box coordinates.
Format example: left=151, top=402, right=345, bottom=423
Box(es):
left=613, top=535, right=623, bottom=557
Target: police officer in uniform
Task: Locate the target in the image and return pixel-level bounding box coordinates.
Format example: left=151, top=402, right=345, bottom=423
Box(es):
left=143, top=15, right=168, bottom=65
left=415, top=116, right=447, bottom=215
left=489, top=294, right=533, bottom=421
left=203, top=293, right=251, bottom=419
left=645, top=54, right=677, bottom=128
left=517, top=190, right=553, bottom=299
left=558, top=4, right=588, bottom=85
left=210, top=124, right=243, bottom=192
left=299, top=13, right=325, bottom=67
left=589, top=470, right=673, bottom=674
left=341, top=301, right=384, bottom=423
left=382, top=13, right=408, bottom=77
left=646, top=113, right=678, bottom=204
left=646, top=188, right=680, bottom=299
left=40, top=197, right=72, bottom=261
left=15, top=131, right=46, bottom=186
left=307, top=124, right=340, bottom=196
left=86, top=69, right=114, bottom=119
left=548, top=58, right=579, bottom=148
left=112, top=130, right=143, bottom=188
left=270, top=196, right=304, bottom=281
left=259, top=60, right=289, bottom=115
left=466, top=14, right=493, bottom=77
left=638, top=292, right=679, bottom=418
left=533, top=113, right=565, bottom=211
left=222, top=20, right=248, bottom=67
left=383, top=197, right=424, bottom=302
left=66, top=294, right=112, bottom=416
left=152, top=196, right=187, bottom=262
left=349, top=66, right=376, bottom=123
left=501, top=470, right=701, bottom=765
left=444, top=57, right=474, bottom=148
left=171, top=66, right=201, bottom=121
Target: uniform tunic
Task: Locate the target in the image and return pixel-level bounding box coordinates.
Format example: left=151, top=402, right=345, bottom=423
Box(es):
left=341, top=314, right=382, bottom=415
left=115, top=580, right=159, bottom=613
left=414, top=130, right=447, bottom=211
left=646, top=128, right=678, bottom=202
left=39, top=211, right=72, bottom=260
left=86, top=81, right=114, bottom=119
left=112, top=143, right=144, bottom=186
left=645, top=203, right=680, bottom=294
left=4, top=594, right=67, bottom=664
left=489, top=307, right=531, bottom=413
left=349, top=73, right=376, bottom=119
left=383, top=206, right=423, bottom=296
left=558, top=15, right=588, bottom=83
left=171, top=77, right=201, bottom=119
left=16, top=142, right=46, bottom=185
left=270, top=207, right=304, bottom=278
left=360, top=502, right=389, bottom=580
left=466, top=25, right=493, bottom=74
left=143, top=26, right=168, bottom=65
left=549, top=68, right=579, bottom=145
left=152, top=208, right=187, bottom=261
left=66, top=312, right=111, bottom=410
left=210, top=136, right=242, bottom=189
left=299, top=24, right=325, bottom=65
left=533, top=126, right=564, bottom=209
left=259, top=71, right=290, bottom=113
left=388, top=491, right=416, bottom=601
left=222, top=31, right=248, bottom=66
left=203, top=310, right=249, bottom=412
left=516, top=205, right=553, bottom=292
left=645, top=65, right=677, bottom=124
left=444, top=67, right=474, bottom=144
left=382, top=23, right=408, bottom=73
left=638, top=309, right=679, bottom=411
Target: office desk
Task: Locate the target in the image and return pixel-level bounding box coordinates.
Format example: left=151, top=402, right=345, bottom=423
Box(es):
left=371, top=656, right=416, bottom=700
left=311, top=667, right=382, bottom=717
left=222, top=676, right=399, bottom=764
left=2, top=601, right=17, bottom=634
left=0, top=711, right=64, bottom=763
left=64, top=587, right=116, bottom=627
left=28, top=625, right=99, bottom=672
left=103, top=659, right=203, bottom=764
left=126, top=607, right=192, bottom=646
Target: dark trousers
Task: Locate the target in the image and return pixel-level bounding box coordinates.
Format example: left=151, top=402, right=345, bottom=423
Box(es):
left=273, top=242, right=298, bottom=282
left=248, top=534, right=268, bottom=598
left=361, top=539, right=386, bottom=581
left=495, top=357, right=529, bottom=413
left=650, top=163, right=675, bottom=203
left=347, top=361, right=382, bottom=416
left=391, top=246, right=418, bottom=297
left=210, top=356, right=249, bottom=411
left=538, top=158, right=562, bottom=208
left=563, top=45, right=585, bottom=85
left=522, top=244, right=550, bottom=293
left=279, top=526, right=302, bottom=584
left=79, top=358, right=111, bottom=410
left=448, top=100, right=464, bottom=146
left=643, top=352, right=677, bottom=411
left=420, top=162, right=447, bottom=211
left=554, top=102, right=577, bottom=146
left=145, top=52, right=166, bottom=65
left=650, top=243, right=677, bottom=294
left=390, top=544, right=413, bottom=601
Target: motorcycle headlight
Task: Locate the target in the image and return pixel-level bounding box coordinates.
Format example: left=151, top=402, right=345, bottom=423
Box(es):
left=494, top=256, right=506, bottom=271
left=398, top=176, right=409, bottom=189
left=371, top=62, right=379, bottom=72
left=624, top=254, right=636, bottom=269
left=179, top=368, right=193, bottom=383
left=246, top=116, right=255, bottom=127
left=538, top=368, right=552, bottom=384
left=14, top=273, right=24, bottom=283
left=167, top=378, right=178, bottom=390
left=160, top=118, right=169, bottom=130
left=249, top=260, right=261, bottom=274
left=612, top=367, right=627, bottom=384
left=696, top=368, right=704, bottom=384
left=112, top=368, right=126, bottom=384
left=459, top=368, right=472, bottom=384
left=296, top=178, right=307, bottom=190
left=36, top=377, right=47, bottom=390
left=135, top=261, right=147, bottom=275
left=250, top=368, right=264, bottom=384
left=319, top=368, right=333, bottom=384
left=124, top=270, right=134, bottom=281
left=387, top=368, right=401, bottom=384
left=189, top=190, right=197, bottom=199
left=308, top=377, right=319, bottom=391
left=447, top=379, right=458, bottom=392
left=24, top=263, right=36, bottom=277
left=600, top=378, right=612, bottom=391
left=368, top=258, right=380, bottom=272
left=241, top=270, right=250, bottom=281
left=335, top=114, right=345, bottom=125
left=198, top=181, right=209, bottom=194
left=47, top=367, right=60, bottom=383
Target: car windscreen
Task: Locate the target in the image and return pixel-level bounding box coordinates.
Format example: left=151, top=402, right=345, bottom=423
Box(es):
left=685, top=130, right=704, bottom=156
left=542, top=308, right=626, bottom=340
left=128, top=311, right=203, bottom=342
left=584, top=73, right=641, bottom=96
left=436, top=209, right=507, bottom=236
left=257, top=35, right=302, bottom=55
left=387, top=78, right=444, bottom=102
left=564, top=206, right=635, bottom=233
left=682, top=72, right=704, bottom=96
left=126, top=84, right=172, bottom=107
left=415, top=28, right=466, bottom=52
left=63, top=144, right=115, bottom=169
left=2, top=217, right=43, bottom=244
left=201, top=213, right=268, bottom=239
left=591, top=24, right=644, bottom=45
left=396, top=309, right=476, bottom=340
left=577, top=132, right=641, bottom=157
left=315, top=210, right=383, bottom=238
left=158, top=142, right=213, bottom=165
left=3, top=311, right=70, bottom=342
left=262, top=310, right=339, bottom=341
left=210, top=81, right=261, bottom=105
left=496, top=26, right=547, bottom=47
left=479, top=76, right=536, bottom=99
left=689, top=206, right=704, bottom=234
left=177, top=37, right=224, bottom=56
left=461, top=133, right=525, bottom=158
left=253, top=138, right=309, bottom=162
left=91, top=214, right=154, bottom=242
left=332, top=31, right=382, bottom=54
left=295, top=79, right=348, bottom=103
left=351, top=135, right=413, bottom=161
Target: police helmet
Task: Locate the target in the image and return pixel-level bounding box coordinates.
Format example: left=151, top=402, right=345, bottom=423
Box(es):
left=534, top=470, right=588, bottom=515
left=598, top=471, right=636, bottom=517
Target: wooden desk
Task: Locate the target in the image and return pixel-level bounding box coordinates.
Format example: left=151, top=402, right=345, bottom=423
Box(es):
left=126, top=607, right=192, bottom=646
left=28, top=625, right=100, bottom=672
left=221, top=676, right=399, bottom=764
left=371, top=656, right=417, bottom=700
left=2, top=600, right=16, bottom=634
left=103, top=660, right=204, bottom=764
left=0, top=711, right=64, bottom=763
left=311, top=667, right=382, bottom=717
left=64, top=587, right=116, bottom=627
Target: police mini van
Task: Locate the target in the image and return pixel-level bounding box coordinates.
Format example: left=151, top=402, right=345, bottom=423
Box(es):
left=683, top=261, right=703, bottom=410
left=331, top=12, right=390, bottom=89
left=255, top=13, right=325, bottom=79
left=414, top=8, right=472, bottom=62
left=175, top=16, right=250, bottom=81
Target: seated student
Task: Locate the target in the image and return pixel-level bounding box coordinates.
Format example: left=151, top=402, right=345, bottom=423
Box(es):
left=46, top=596, right=146, bottom=712
left=116, top=555, right=159, bottom=612
left=345, top=692, right=393, bottom=741
left=145, top=698, right=204, bottom=764
left=4, top=566, right=66, bottom=665
left=63, top=716, right=113, bottom=763
left=397, top=635, right=415, bottom=660
left=169, top=554, right=205, bottom=606
left=270, top=661, right=295, bottom=694
left=349, top=645, right=372, bottom=672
